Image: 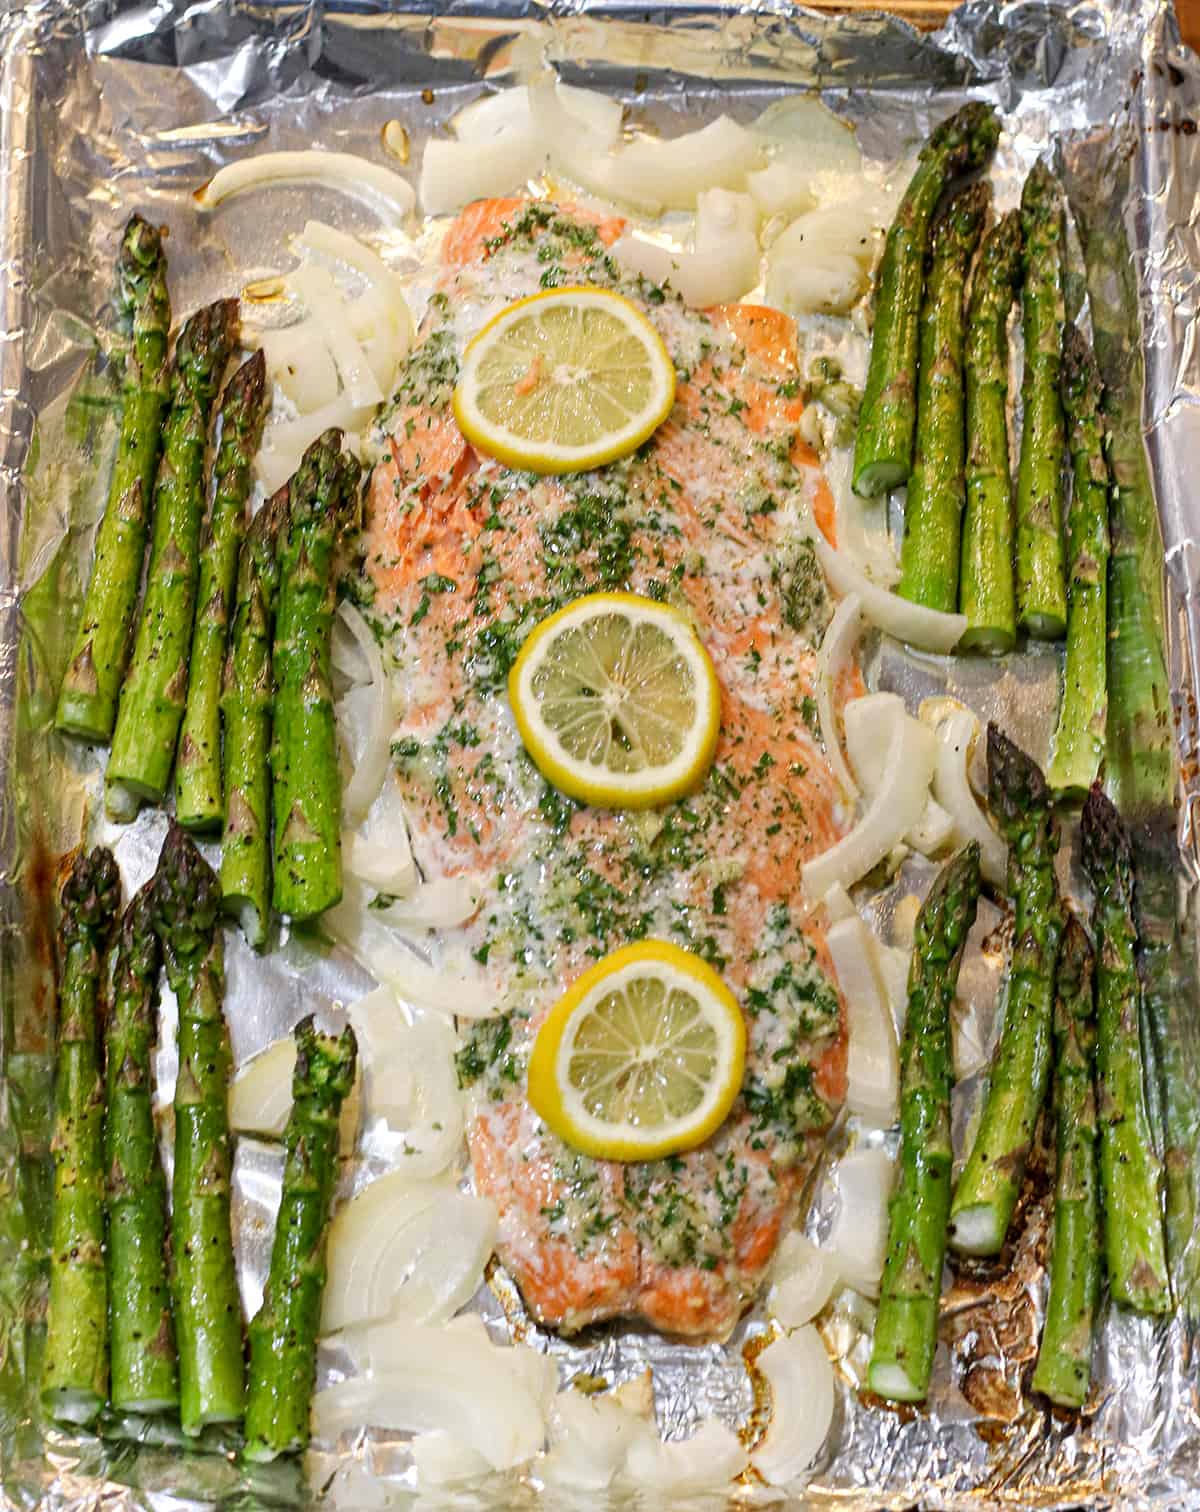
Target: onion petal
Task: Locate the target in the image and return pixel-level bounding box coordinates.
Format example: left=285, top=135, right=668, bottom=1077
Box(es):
left=768, top=1232, right=840, bottom=1328
left=806, top=525, right=966, bottom=654
left=926, top=707, right=1008, bottom=887
left=335, top=599, right=394, bottom=822
left=623, top=1418, right=748, bottom=1494
left=196, top=149, right=415, bottom=219
left=815, top=592, right=863, bottom=801
left=827, top=1146, right=894, bottom=1297
left=827, top=915, right=899, bottom=1127
left=342, top=778, right=415, bottom=896
left=801, top=700, right=935, bottom=901
left=751, top=1327, right=835, bottom=1485
left=229, top=1035, right=360, bottom=1152
left=420, top=127, right=542, bottom=215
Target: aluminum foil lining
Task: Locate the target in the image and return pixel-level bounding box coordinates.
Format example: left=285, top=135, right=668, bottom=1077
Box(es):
left=1, top=0, right=1199, bottom=1507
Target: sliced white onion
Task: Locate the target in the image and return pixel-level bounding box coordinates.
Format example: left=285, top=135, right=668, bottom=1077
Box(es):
left=342, top=777, right=414, bottom=896
left=827, top=1146, right=894, bottom=1297
left=326, top=887, right=499, bottom=1017
left=258, top=322, right=340, bottom=414
left=768, top=1232, right=840, bottom=1328
left=875, top=940, right=911, bottom=1029
left=801, top=700, right=935, bottom=901
left=453, top=81, right=622, bottom=148
left=196, top=150, right=416, bottom=219
left=612, top=231, right=759, bottom=309
left=754, top=97, right=862, bottom=176
left=288, top=263, right=383, bottom=409
left=821, top=881, right=857, bottom=924
left=420, top=127, right=542, bottom=215
left=751, top=1327, right=835, bottom=1485
left=325, top=1179, right=496, bottom=1334
left=347, top=287, right=406, bottom=392
left=907, top=795, right=956, bottom=856
left=255, top=397, right=372, bottom=494
left=373, top=874, right=485, bottom=930
left=346, top=992, right=465, bottom=1178
left=826, top=915, right=899, bottom=1128
left=334, top=600, right=394, bottom=821
left=844, top=694, right=952, bottom=858
left=228, top=1035, right=360, bottom=1151
left=543, top=1391, right=647, bottom=1492
left=296, top=219, right=409, bottom=312
left=623, top=1418, right=748, bottom=1494
left=312, top=1326, right=550, bottom=1469
left=806, top=525, right=966, bottom=654
left=824, top=447, right=899, bottom=588
left=926, top=707, right=1008, bottom=887
left=766, top=250, right=865, bottom=316
left=532, top=79, right=759, bottom=212
left=814, top=592, right=862, bottom=801
left=557, top=82, right=624, bottom=145
left=747, top=150, right=819, bottom=220
left=410, top=1430, right=492, bottom=1486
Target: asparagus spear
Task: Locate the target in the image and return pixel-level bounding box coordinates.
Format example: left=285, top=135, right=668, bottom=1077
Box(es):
left=176, top=351, right=270, bottom=832
left=1015, top=162, right=1068, bottom=640
left=271, top=434, right=361, bottom=922
left=949, top=728, right=1064, bottom=1256
left=106, top=299, right=239, bottom=819
left=105, top=884, right=177, bottom=1414
left=1080, top=787, right=1171, bottom=1313
left=42, top=846, right=121, bottom=1426
left=959, top=210, right=1023, bottom=654
left=868, top=842, right=981, bottom=1404
left=244, top=1017, right=357, bottom=1462
left=56, top=216, right=171, bottom=743
left=852, top=102, right=1000, bottom=498
left=152, top=823, right=245, bottom=1432
left=221, top=490, right=286, bottom=948
left=897, top=181, right=989, bottom=613
left=1031, top=913, right=1100, bottom=1408
left=1045, top=326, right=1110, bottom=798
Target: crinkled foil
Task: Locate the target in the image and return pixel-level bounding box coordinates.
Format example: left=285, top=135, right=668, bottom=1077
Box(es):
left=0, top=0, right=1198, bottom=1507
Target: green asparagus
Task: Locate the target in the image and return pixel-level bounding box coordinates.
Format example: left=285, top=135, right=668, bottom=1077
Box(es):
left=949, top=728, right=1063, bottom=1256
left=152, top=823, right=245, bottom=1432
left=1045, top=326, right=1110, bottom=798
left=959, top=210, right=1023, bottom=654
left=1031, top=912, right=1100, bottom=1409
left=1015, top=162, right=1068, bottom=640
left=221, top=491, right=286, bottom=948
left=244, top=1017, right=357, bottom=1461
left=897, top=180, right=989, bottom=613
left=1080, top=786, right=1170, bottom=1313
left=105, top=883, right=177, bottom=1414
left=106, top=299, right=239, bottom=819
left=271, top=434, right=361, bottom=922
left=56, top=216, right=171, bottom=743
left=868, top=842, right=982, bottom=1404
left=42, top=846, right=120, bottom=1425
left=176, top=351, right=270, bottom=832
left=852, top=102, right=1000, bottom=498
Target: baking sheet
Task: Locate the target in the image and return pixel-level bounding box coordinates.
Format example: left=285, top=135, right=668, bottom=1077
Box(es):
left=1, top=0, right=1199, bottom=1506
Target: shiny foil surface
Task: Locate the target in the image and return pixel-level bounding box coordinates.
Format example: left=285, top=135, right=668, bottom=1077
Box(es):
left=0, top=0, right=1198, bottom=1506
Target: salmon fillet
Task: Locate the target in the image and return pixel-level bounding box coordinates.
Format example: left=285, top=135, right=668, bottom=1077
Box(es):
left=360, top=198, right=853, bottom=1339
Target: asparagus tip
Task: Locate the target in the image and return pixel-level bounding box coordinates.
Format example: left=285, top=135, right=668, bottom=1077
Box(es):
left=986, top=725, right=1052, bottom=840
left=152, top=821, right=222, bottom=944
left=293, top=1015, right=359, bottom=1102
left=62, top=845, right=121, bottom=931
left=1080, top=781, right=1131, bottom=879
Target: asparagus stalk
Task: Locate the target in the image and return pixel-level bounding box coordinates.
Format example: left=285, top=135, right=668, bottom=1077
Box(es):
left=897, top=181, right=989, bottom=613
left=176, top=351, right=270, bottom=832
left=1080, top=787, right=1171, bottom=1313
left=221, top=490, right=286, bottom=948
left=1045, top=327, right=1110, bottom=799
left=959, top=210, right=1023, bottom=654
left=152, top=823, right=245, bottom=1432
left=1031, top=913, right=1100, bottom=1409
left=949, top=728, right=1064, bottom=1256
left=105, top=884, right=177, bottom=1414
left=869, top=842, right=982, bottom=1404
left=106, top=300, right=239, bottom=819
left=271, top=434, right=361, bottom=922
left=852, top=102, right=1000, bottom=498
left=244, top=1017, right=357, bottom=1461
left=1015, top=162, right=1068, bottom=640
left=41, top=846, right=121, bottom=1425
left=56, top=217, right=171, bottom=743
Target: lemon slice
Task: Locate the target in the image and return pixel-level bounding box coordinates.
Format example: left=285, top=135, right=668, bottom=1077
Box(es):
left=509, top=591, right=720, bottom=809
left=453, top=287, right=676, bottom=474
left=527, top=940, right=747, bottom=1161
